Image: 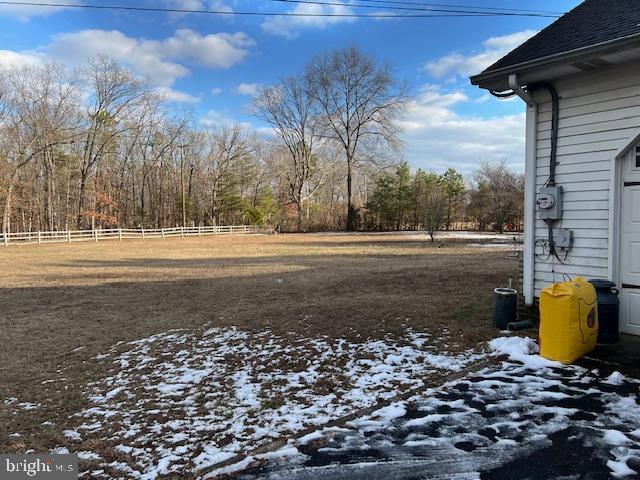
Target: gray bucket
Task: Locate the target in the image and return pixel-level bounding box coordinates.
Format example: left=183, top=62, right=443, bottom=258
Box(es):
left=493, top=288, right=518, bottom=330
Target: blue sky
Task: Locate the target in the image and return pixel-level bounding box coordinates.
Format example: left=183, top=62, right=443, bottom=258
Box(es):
left=0, top=0, right=581, bottom=174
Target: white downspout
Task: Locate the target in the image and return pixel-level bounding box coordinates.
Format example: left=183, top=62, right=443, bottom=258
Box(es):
left=509, top=74, right=537, bottom=306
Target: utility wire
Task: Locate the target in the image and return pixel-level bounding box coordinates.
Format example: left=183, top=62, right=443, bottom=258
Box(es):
left=266, top=0, right=563, bottom=16
left=0, top=0, right=564, bottom=18
left=344, top=0, right=565, bottom=15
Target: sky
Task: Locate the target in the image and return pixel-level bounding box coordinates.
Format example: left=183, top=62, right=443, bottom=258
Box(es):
left=0, top=0, right=582, bottom=175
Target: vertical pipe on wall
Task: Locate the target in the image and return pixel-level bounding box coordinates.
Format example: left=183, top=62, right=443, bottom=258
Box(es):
left=523, top=102, right=538, bottom=306
left=507, top=74, right=538, bottom=307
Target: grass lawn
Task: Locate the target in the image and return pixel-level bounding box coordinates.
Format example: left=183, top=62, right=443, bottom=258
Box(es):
left=0, top=232, right=519, bottom=477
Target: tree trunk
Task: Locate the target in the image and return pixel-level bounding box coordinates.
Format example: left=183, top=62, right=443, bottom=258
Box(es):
left=346, top=157, right=356, bottom=231
left=43, top=149, right=56, bottom=231
left=211, top=185, right=218, bottom=226
left=64, top=169, right=71, bottom=230
left=77, top=170, right=88, bottom=229
left=296, top=200, right=303, bottom=232
left=294, top=182, right=304, bottom=232
left=141, top=171, right=146, bottom=227
left=2, top=170, right=18, bottom=235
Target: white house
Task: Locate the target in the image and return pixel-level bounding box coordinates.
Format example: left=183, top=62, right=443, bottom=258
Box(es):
left=471, top=0, right=640, bottom=336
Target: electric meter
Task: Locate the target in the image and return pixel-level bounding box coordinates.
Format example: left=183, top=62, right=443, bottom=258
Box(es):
left=538, top=186, right=563, bottom=221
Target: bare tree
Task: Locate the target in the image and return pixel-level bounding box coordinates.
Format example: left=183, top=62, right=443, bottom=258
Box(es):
left=1, top=64, right=80, bottom=234
left=471, top=161, right=524, bottom=233
left=205, top=126, right=253, bottom=225
left=253, top=76, right=317, bottom=231
left=77, top=55, right=149, bottom=228
left=306, top=45, right=407, bottom=231
left=420, top=183, right=447, bottom=242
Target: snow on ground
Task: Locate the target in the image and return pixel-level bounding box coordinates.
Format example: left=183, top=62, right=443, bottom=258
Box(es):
left=61, top=326, right=482, bottom=478
left=3, top=397, right=42, bottom=411
left=233, top=337, right=640, bottom=479
left=436, top=231, right=521, bottom=241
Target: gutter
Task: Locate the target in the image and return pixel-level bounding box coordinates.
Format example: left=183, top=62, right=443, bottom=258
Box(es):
left=509, top=74, right=537, bottom=307
left=508, top=74, right=533, bottom=106
left=471, top=31, right=640, bottom=89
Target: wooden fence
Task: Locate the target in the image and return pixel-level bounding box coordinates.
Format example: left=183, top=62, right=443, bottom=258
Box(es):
left=0, top=225, right=268, bottom=246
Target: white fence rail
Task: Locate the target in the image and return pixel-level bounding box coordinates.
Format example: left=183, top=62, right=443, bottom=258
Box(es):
left=0, top=225, right=267, bottom=246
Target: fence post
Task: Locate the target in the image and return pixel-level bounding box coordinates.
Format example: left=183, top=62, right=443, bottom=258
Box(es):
left=37, top=231, right=41, bottom=245
left=67, top=230, right=71, bottom=243
left=198, top=226, right=202, bottom=237
left=95, top=229, right=99, bottom=243
left=3, top=233, right=7, bottom=246
left=181, top=227, right=184, bottom=238
left=119, top=228, right=122, bottom=241
left=161, top=228, right=165, bottom=239
left=142, top=228, right=145, bottom=240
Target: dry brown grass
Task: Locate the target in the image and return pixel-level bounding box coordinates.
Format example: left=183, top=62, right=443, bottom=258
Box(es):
left=0, top=232, right=518, bottom=458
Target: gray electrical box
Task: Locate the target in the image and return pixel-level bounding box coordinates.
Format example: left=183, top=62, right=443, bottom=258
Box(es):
left=553, top=228, right=573, bottom=249
left=537, top=185, right=563, bottom=221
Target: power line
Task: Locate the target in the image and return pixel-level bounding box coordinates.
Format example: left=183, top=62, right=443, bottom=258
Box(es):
left=344, top=0, right=565, bottom=15
left=0, top=1, right=563, bottom=18
left=268, top=0, right=564, bottom=16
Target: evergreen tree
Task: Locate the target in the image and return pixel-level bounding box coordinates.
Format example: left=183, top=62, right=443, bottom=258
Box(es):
left=366, top=173, right=396, bottom=230
left=393, top=162, right=413, bottom=230
left=439, top=168, right=466, bottom=230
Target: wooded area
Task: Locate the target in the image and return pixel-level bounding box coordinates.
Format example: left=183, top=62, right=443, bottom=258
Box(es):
left=0, top=46, right=524, bottom=235
left=365, top=161, right=524, bottom=236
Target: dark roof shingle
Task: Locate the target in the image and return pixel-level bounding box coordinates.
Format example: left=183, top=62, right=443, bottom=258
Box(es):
left=482, top=0, right=640, bottom=74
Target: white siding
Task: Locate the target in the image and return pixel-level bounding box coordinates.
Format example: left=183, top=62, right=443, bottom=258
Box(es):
left=531, top=62, right=640, bottom=296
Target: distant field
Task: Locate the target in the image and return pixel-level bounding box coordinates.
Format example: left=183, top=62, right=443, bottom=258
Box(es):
left=0, top=232, right=519, bottom=476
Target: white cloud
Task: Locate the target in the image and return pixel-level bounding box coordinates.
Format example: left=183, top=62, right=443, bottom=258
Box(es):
left=235, top=82, right=261, bottom=96
left=261, top=4, right=355, bottom=39
left=156, top=29, right=254, bottom=68
left=0, top=50, right=45, bottom=69
left=46, top=30, right=189, bottom=87
left=400, top=84, right=525, bottom=175
left=45, top=29, right=254, bottom=88
left=201, top=109, right=251, bottom=130
left=210, top=87, right=222, bottom=95
left=255, top=126, right=276, bottom=138
left=0, top=28, right=253, bottom=103
left=0, top=0, right=80, bottom=21
left=154, top=86, right=201, bottom=103
left=424, top=30, right=538, bottom=79
left=162, top=0, right=233, bottom=14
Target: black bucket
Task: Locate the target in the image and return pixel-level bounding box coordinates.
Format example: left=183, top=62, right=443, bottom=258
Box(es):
left=588, top=279, right=620, bottom=344
left=493, top=288, right=518, bottom=330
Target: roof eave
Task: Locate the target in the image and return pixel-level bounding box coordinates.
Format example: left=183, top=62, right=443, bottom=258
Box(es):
left=470, top=32, right=640, bottom=91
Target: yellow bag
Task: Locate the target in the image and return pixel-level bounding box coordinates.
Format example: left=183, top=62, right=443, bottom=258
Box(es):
left=539, top=277, right=598, bottom=364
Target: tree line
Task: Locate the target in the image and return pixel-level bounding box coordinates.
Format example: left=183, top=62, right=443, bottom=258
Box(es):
left=364, top=161, right=524, bottom=238
left=0, top=46, right=524, bottom=236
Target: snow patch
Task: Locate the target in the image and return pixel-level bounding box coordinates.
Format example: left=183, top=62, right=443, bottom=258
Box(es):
left=603, top=371, right=627, bottom=386
left=63, top=430, right=81, bottom=441
left=603, top=429, right=631, bottom=445
left=607, top=459, right=636, bottom=478
left=489, top=336, right=560, bottom=369
left=59, top=325, right=480, bottom=477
